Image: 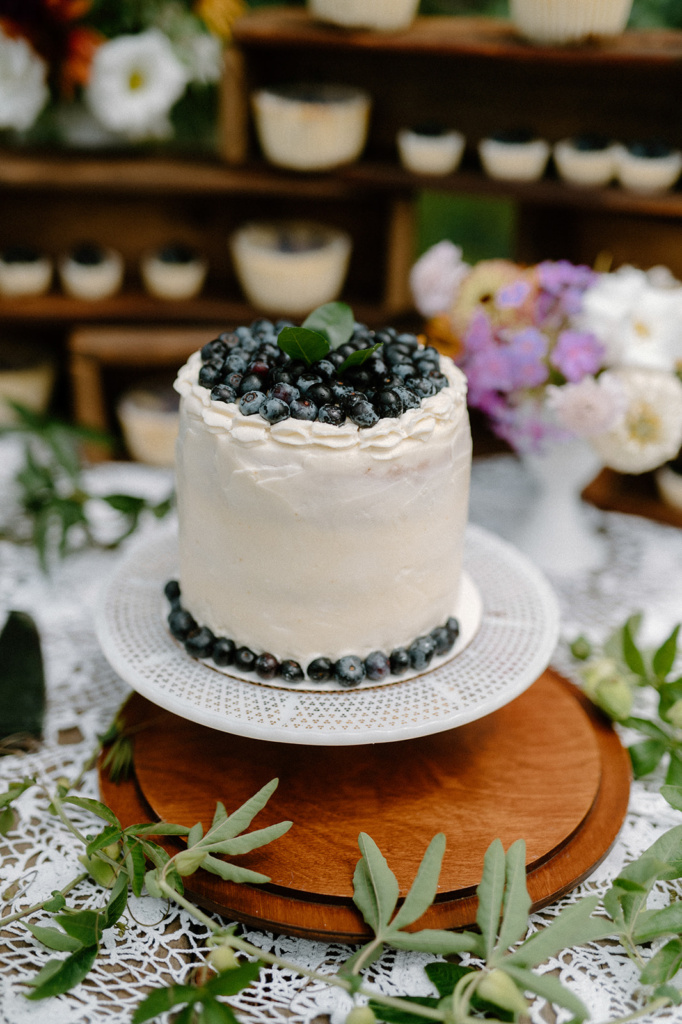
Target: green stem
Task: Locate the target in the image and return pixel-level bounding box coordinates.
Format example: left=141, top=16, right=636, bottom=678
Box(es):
left=350, top=936, right=384, bottom=976
left=0, top=871, right=89, bottom=926
left=594, top=996, right=672, bottom=1024
left=158, top=882, right=448, bottom=1023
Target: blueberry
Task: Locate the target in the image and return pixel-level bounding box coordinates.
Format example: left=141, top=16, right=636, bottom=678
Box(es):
left=290, top=398, right=318, bottom=421
left=344, top=368, right=371, bottom=389
left=392, top=362, right=417, bottom=382
left=212, top=637, right=236, bottom=666
left=348, top=398, right=379, bottom=428
left=396, top=332, right=419, bottom=350
left=408, top=377, right=437, bottom=399
left=307, top=382, right=334, bottom=406
left=201, top=338, right=228, bottom=362
left=168, top=608, right=196, bottom=641
left=445, top=617, right=460, bottom=643
left=225, top=372, right=243, bottom=391
left=307, top=657, right=333, bottom=681
left=239, top=390, right=266, bottom=415
left=185, top=627, right=215, bottom=659
left=419, top=346, right=441, bottom=365
left=270, top=367, right=297, bottom=385
left=250, top=317, right=274, bottom=335
left=268, top=382, right=299, bottom=404
left=246, top=359, right=270, bottom=378
left=408, top=635, right=437, bottom=670
left=296, top=373, right=323, bottom=396
left=375, top=389, right=403, bottom=418
left=224, top=352, right=248, bottom=374
left=255, top=652, right=279, bottom=679
left=389, top=647, right=410, bottom=675
left=257, top=342, right=280, bottom=361
left=238, top=335, right=259, bottom=355
left=393, top=384, right=420, bottom=410
left=364, top=650, right=390, bottom=681
left=239, top=373, right=265, bottom=395
left=310, top=359, right=337, bottom=382
left=337, top=343, right=358, bottom=359
left=260, top=396, right=290, bottom=424
left=234, top=646, right=256, bottom=671
left=425, top=370, right=449, bottom=391
left=430, top=625, right=454, bottom=656
left=366, top=357, right=388, bottom=377
left=198, top=363, right=224, bottom=388
left=331, top=381, right=355, bottom=403
left=318, top=404, right=346, bottom=426
left=164, top=579, right=181, bottom=604
left=211, top=383, right=238, bottom=404
left=334, top=655, right=366, bottom=687
left=328, top=351, right=345, bottom=368
left=280, top=660, right=304, bottom=683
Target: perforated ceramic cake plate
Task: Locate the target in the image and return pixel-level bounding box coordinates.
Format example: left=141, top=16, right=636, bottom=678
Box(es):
left=96, top=523, right=560, bottom=745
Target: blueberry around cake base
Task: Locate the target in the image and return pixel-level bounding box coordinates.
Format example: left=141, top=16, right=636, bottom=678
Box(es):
left=164, top=570, right=482, bottom=692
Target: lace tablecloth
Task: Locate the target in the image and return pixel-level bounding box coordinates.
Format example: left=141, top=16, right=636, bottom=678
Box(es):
left=2, top=444, right=682, bottom=1024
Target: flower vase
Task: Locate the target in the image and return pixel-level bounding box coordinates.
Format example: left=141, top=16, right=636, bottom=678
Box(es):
left=513, top=439, right=605, bottom=577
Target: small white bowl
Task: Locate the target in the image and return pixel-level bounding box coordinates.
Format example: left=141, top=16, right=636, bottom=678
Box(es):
left=59, top=243, right=124, bottom=301
left=117, top=387, right=179, bottom=468
left=307, top=0, right=420, bottom=31
left=141, top=244, right=207, bottom=301
left=509, top=0, right=634, bottom=44
left=553, top=136, right=618, bottom=188
left=230, top=221, right=352, bottom=317
left=252, top=83, right=371, bottom=172
left=614, top=142, right=682, bottom=193
left=397, top=127, right=465, bottom=176
left=0, top=343, right=56, bottom=426
left=478, top=134, right=550, bottom=182
left=0, top=247, right=52, bottom=298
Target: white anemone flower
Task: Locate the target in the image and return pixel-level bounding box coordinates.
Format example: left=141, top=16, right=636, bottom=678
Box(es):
left=546, top=374, right=627, bottom=438
left=579, top=265, right=682, bottom=372
left=86, top=30, right=188, bottom=141
left=589, top=367, right=682, bottom=474
left=0, top=27, right=49, bottom=132
left=409, top=240, right=470, bottom=318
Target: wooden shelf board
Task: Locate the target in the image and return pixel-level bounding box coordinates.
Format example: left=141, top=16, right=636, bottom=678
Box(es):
left=233, top=8, right=682, bottom=65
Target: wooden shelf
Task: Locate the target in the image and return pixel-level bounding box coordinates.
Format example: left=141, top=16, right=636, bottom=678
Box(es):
left=233, top=9, right=682, bottom=66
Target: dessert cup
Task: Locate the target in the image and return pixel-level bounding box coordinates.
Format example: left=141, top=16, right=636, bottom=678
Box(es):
left=0, top=246, right=52, bottom=298
left=0, top=341, right=55, bottom=426
left=141, top=243, right=207, bottom=300
left=397, top=127, right=465, bottom=175
left=478, top=132, right=550, bottom=182
left=509, top=0, right=634, bottom=44
left=614, top=141, right=682, bottom=193
left=553, top=136, right=618, bottom=187
left=59, top=242, right=124, bottom=301
left=229, top=220, right=352, bottom=316
left=117, top=386, right=179, bottom=468
left=252, top=83, right=371, bottom=171
left=307, top=0, right=420, bottom=31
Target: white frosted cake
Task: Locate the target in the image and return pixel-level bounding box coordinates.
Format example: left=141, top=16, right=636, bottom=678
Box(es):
left=168, top=317, right=472, bottom=686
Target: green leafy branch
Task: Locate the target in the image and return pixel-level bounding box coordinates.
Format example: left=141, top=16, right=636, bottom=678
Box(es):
left=0, top=402, right=172, bottom=570
left=277, top=302, right=381, bottom=371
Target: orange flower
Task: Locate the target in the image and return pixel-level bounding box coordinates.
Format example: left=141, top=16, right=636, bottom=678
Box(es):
left=195, top=0, right=246, bottom=40
left=60, top=26, right=102, bottom=96
left=44, top=0, right=92, bottom=22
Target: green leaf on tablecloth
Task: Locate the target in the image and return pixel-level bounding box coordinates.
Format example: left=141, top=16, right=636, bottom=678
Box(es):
left=390, top=833, right=445, bottom=931
left=356, top=832, right=400, bottom=932
left=496, top=839, right=531, bottom=957
left=302, top=301, right=354, bottom=350
left=188, top=821, right=204, bottom=846
left=63, top=795, right=121, bottom=826
left=0, top=611, right=45, bottom=741
left=85, top=823, right=122, bottom=856
left=653, top=983, right=682, bottom=1005
left=654, top=625, right=680, bottom=679
left=621, top=824, right=682, bottom=881
left=389, top=929, right=479, bottom=955
left=54, top=909, right=102, bottom=947
left=131, top=983, right=199, bottom=1023
left=623, top=619, right=648, bottom=680
left=640, top=938, right=682, bottom=985
left=104, top=870, right=128, bottom=928
left=634, top=903, right=682, bottom=943
left=506, top=897, right=612, bottom=967
left=25, top=945, right=98, bottom=1000
left=629, top=738, right=667, bottom=777
left=198, top=1000, right=238, bottom=1024
left=502, top=964, right=589, bottom=1022
left=208, top=821, right=294, bottom=858
left=661, top=784, right=682, bottom=811
left=476, top=837, right=506, bottom=961
left=200, top=855, right=270, bottom=886
left=369, top=994, right=440, bottom=1024
left=665, top=754, right=682, bottom=785
left=25, top=923, right=82, bottom=952
left=42, top=891, right=67, bottom=913
left=123, top=837, right=147, bottom=896
left=126, top=822, right=191, bottom=837
left=205, top=960, right=262, bottom=996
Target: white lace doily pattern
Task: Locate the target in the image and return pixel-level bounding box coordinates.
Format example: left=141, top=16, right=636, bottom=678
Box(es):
left=2, top=444, right=682, bottom=1024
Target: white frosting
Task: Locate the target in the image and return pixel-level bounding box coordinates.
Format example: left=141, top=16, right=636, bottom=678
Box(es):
left=174, top=350, right=472, bottom=666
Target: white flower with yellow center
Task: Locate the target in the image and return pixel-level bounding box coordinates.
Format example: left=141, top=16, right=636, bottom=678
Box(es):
left=0, top=26, right=49, bottom=132
left=589, top=367, right=682, bottom=473
left=86, top=30, right=188, bottom=141
left=579, top=265, right=682, bottom=372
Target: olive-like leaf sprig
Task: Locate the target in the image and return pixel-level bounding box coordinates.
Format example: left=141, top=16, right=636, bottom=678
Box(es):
left=277, top=301, right=382, bottom=372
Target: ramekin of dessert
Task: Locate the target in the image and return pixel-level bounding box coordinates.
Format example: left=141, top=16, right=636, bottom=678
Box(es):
left=396, top=125, right=466, bottom=176
left=478, top=129, right=550, bottom=182
left=509, top=0, right=634, bottom=45
left=553, top=135, right=618, bottom=187
left=229, top=220, right=352, bottom=316
left=117, top=382, right=180, bottom=469
left=252, top=83, right=371, bottom=171
left=141, top=242, right=207, bottom=301
left=59, top=241, right=124, bottom=300
left=307, top=0, right=420, bottom=31
left=0, top=245, right=53, bottom=298
left=614, top=140, right=682, bottom=193
left=0, top=339, right=56, bottom=426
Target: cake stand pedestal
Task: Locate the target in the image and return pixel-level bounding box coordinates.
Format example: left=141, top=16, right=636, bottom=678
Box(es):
left=99, top=668, right=630, bottom=942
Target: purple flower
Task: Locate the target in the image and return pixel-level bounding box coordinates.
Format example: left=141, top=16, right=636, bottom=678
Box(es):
left=507, top=328, right=550, bottom=388
left=496, top=278, right=531, bottom=309
left=464, top=310, right=495, bottom=353
left=550, top=330, right=605, bottom=383
left=464, top=344, right=515, bottom=394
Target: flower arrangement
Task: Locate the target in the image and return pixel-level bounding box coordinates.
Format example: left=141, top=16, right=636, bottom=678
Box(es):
left=411, top=241, right=682, bottom=474
left=0, top=0, right=245, bottom=147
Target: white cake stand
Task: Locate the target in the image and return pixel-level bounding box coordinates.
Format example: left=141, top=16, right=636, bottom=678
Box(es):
left=95, top=522, right=559, bottom=745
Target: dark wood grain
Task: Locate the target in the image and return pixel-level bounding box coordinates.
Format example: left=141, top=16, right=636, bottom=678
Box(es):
left=583, top=468, right=682, bottom=529
left=99, top=670, right=630, bottom=940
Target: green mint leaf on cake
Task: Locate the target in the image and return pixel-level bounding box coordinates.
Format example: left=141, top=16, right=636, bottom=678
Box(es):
left=277, top=326, right=330, bottom=366
left=302, top=301, right=354, bottom=350
left=338, top=343, right=383, bottom=375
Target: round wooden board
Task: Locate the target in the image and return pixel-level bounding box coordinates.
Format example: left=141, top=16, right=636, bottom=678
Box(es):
left=99, top=669, right=631, bottom=942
